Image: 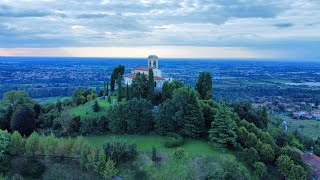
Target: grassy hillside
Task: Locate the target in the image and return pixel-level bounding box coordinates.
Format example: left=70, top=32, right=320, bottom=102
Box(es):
left=84, top=134, right=235, bottom=159
left=34, top=96, right=69, bottom=105
left=71, top=96, right=125, bottom=117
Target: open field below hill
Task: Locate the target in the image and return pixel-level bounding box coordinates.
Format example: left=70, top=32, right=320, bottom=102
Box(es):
left=288, top=119, right=320, bottom=140
left=34, top=96, right=69, bottom=105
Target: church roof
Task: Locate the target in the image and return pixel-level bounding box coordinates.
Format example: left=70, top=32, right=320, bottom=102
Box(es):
left=133, top=66, right=151, bottom=71
left=124, top=73, right=164, bottom=81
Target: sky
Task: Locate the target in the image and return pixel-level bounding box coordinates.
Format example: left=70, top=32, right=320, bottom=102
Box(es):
left=0, top=0, right=319, bottom=59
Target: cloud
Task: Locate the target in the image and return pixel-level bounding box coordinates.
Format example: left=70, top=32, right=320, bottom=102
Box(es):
left=0, top=4, right=52, bottom=17
left=0, top=0, right=319, bottom=59
left=273, top=23, right=294, bottom=28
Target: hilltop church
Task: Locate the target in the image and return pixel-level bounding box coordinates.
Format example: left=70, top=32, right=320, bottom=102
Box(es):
left=123, top=55, right=172, bottom=88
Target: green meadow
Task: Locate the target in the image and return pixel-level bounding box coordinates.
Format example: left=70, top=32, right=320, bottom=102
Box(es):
left=84, top=134, right=235, bottom=160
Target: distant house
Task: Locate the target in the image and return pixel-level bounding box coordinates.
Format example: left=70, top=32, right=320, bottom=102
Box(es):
left=294, top=148, right=320, bottom=179
left=293, top=111, right=308, bottom=119
left=311, top=110, right=320, bottom=120
left=123, top=55, right=173, bottom=88
left=302, top=154, right=320, bottom=179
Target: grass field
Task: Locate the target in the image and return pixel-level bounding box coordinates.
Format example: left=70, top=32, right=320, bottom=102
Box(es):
left=289, top=119, right=320, bottom=140
left=34, top=96, right=69, bottom=105
left=72, top=96, right=125, bottom=116
left=72, top=96, right=117, bottom=116
left=84, top=134, right=235, bottom=160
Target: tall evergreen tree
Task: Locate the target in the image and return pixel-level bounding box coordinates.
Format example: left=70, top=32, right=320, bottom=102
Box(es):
left=131, top=73, right=148, bottom=99
left=204, top=72, right=213, bottom=99
left=148, top=69, right=155, bottom=102
left=117, top=73, right=122, bottom=102
left=209, top=106, right=237, bottom=148
left=126, top=83, right=130, bottom=101
left=110, top=65, right=125, bottom=92
left=182, top=90, right=204, bottom=138
left=93, top=88, right=98, bottom=99
left=196, top=72, right=213, bottom=100
left=111, top=74, right=115, bottom=92
left=161, top=80, right=184, bottom=102
left=93, top=100, right=100, bottom=112
left=106, top=81, right=109, bottom=96
left=152, top=146, right=157, bottom=161
left=103, top=81, right=107, bottom=99
left=108, top=95, right=111, bottom=103
left=33, top=103, right=42, bottom=118
left=125, top=98, right=153, bottom=134
left=196, top=72, right=205, bottom=98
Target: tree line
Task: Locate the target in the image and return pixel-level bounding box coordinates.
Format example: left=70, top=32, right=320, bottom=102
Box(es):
left=0, top=64, right=315, bottom=179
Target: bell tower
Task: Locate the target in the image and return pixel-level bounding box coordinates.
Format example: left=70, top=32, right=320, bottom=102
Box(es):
left=148, top=55, right=158, bottom=69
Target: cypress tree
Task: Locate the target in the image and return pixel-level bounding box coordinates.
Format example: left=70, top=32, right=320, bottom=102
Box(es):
left=103, top=80, right=106, bottom=99
left=152, top=146, right=157, bottom=161
left=148, top=69, right=155, bottom=102
left=126, top=83, right=130, bottom=101
left=93, top=100, right=100, bottom=112
left=110, top=74, right=115, bottom=92
left=196, top=72, right=205, bottom=98
left=91, top=88, right=97, bottom=100
left=141, top=73, right=148, bottom=99
left=196, top=72, right=213, bottom=100
left=117, top=73, right=122, bottom=102
left=108, top=95, right=111, bottom=103
left=204, top=72, right=213, bottom=99
left=106, top=81, right=109, bottom=96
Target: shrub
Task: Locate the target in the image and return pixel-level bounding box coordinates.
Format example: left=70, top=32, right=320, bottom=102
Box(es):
left=241, top=147, right=260, bottom=165
left=173, top=148, right=185, bottom=159
left=253, top=162, right=267, bottom=178
left=92, top=100, right=100, bottom=112
left=134, top=169, right=148, bottom=180
left=11, top=106, right=36, bottom=136
left=224, top=160, right=250, bottom=180
left=164, top=133, right=184, bottom=148
left=20, top=159, right=46, bottom=178
left=103, top=159, right=118, bottom=180
left=103, top=142, right=138, bottom=164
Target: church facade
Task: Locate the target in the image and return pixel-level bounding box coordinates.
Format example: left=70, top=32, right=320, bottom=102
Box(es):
left=123, top=55, right=172, bottom=88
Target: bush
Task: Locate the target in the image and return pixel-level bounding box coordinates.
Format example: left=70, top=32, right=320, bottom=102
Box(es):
left=253, top=162, right=267, bottom=178
left=103, top=142, right=138, bottom=164
left=164, top=133, right=184, bottom=148
left=20, top=159, right=46, bottom=178
left=173, top=148, right=185, bottom=159
left=11, top=106, right=36, bottom=136
left=92, top=100, right=100, bottom=112
left=224, top=160, right=250, bottom=180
